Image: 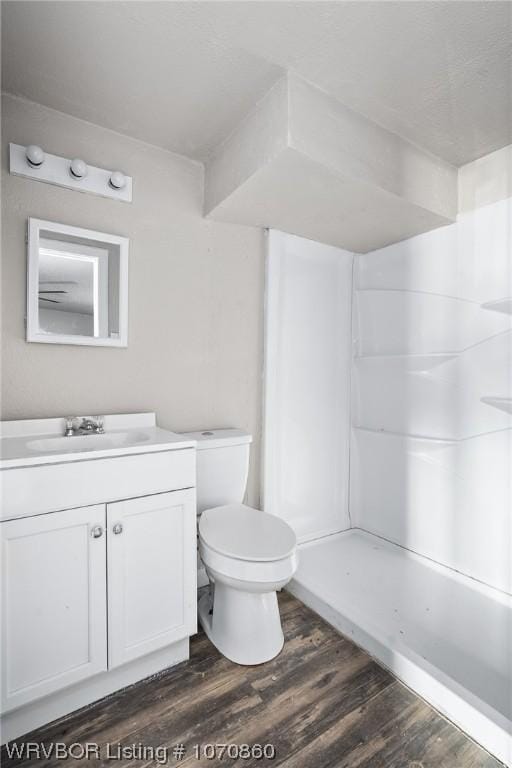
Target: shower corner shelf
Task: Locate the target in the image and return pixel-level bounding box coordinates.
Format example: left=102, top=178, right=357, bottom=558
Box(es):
left=353, top=425, right=458, bottom=445
left=480, top=298, right=512, bottom=316
left=354, top=352, right=458, bottom=371
left=480, top=397, right=512, bottom=416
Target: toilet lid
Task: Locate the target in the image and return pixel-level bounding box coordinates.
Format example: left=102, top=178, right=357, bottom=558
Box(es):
left=199, top=504, right=296, bottom=562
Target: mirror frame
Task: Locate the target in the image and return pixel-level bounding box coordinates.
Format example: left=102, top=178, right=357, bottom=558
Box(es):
left=27, top=218, right=129, bottom=347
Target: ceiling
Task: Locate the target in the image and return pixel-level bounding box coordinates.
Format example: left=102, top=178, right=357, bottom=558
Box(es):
left=2, top=2, right=511, bottom=166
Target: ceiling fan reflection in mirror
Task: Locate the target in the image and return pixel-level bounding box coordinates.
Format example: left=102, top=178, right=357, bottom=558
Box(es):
left=38, top=280, right=77, bottom=304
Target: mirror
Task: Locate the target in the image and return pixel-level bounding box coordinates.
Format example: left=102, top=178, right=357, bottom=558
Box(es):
left=27, top=218, right=128, bottom=346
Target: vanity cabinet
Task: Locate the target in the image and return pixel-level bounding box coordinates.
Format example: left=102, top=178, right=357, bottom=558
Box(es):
left=107, top=490, right=196, bottom=668
left=1, top=505, right=108, bottom=712
left=1, top=489, right=196, bottom=713
left=0, top=415, right=197, bottom=742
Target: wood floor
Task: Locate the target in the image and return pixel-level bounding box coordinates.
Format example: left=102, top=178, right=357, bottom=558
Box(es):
left=2, top=592, right=501, bottom=767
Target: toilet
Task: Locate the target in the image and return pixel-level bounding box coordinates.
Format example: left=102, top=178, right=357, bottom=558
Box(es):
left=182, top=429, right=298, bottom=665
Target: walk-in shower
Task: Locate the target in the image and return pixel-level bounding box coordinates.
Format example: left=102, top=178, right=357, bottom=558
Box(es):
left=263, top=196, right=512, bottom=764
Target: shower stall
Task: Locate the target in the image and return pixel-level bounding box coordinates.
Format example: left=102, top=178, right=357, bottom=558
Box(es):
left=263, top=199, right=512, bottom=764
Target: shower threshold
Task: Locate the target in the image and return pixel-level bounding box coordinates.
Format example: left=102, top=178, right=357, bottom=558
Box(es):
left=288, top=529, right=511, bottom=766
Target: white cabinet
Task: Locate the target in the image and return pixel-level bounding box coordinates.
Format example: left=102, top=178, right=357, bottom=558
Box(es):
left=107, top=490, right=197, bottom=668
left=1, top=489, right=197, bottom=714
left=1, top=505, right=107, bottom=712
left=1, top=449, right=195, bottom=522
left=0, top=417, right=197, bottom=742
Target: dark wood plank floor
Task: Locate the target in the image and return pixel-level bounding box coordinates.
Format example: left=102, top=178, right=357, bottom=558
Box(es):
left=2, top=592, right=501, bottom=767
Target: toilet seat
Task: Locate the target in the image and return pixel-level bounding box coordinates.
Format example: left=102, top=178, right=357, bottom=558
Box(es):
left=197, top=504, right=298, bottom=665
left=200, top=538, right=297, bottom=586
left=199, top=503, right=296, bottom=562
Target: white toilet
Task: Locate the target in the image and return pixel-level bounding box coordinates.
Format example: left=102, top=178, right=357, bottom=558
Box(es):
left=182, top=429, right=298, bottom=665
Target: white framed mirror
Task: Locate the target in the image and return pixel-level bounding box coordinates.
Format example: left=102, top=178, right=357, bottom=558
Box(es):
left=27, top=218, right=128, bottom=347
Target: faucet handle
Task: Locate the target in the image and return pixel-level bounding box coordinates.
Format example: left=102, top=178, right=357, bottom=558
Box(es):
left=81, top=415, right=105, bottom=433
left=64, top=417, right=75, bottom=437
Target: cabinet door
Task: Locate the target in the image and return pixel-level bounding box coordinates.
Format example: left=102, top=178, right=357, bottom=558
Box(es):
left=107, top=490, right=197, bottom=668
left=1, top=505, right=107, bottom=712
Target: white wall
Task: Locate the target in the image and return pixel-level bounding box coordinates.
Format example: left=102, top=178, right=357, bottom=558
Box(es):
left=351, top=196, right=512, bottom=594
left=264, top=230, right=353, bottom=542
left=1, top=95, right=265, bottom=505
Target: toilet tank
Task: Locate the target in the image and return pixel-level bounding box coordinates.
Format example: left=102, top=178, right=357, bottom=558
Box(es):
left=181, top=429, right=252, bottom=513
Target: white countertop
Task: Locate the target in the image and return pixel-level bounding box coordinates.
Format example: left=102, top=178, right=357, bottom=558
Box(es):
left=0, top=413, right=196, bottom=470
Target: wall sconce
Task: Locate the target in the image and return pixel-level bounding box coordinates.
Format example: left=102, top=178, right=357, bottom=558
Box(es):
left=26, top=145, right=45, bottom=168
left=10, top=143, right=132, bottom=202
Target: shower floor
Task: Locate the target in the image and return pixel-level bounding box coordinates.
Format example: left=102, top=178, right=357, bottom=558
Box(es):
left=288, top=528, right=512, bottom=766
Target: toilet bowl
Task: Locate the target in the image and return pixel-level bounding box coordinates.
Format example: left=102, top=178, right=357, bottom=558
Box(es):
left=198, top=504, right=298, bottom=665
left=181, top=428, right=298, bottom=665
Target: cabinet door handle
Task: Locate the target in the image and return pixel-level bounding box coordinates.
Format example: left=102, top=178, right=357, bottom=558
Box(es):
left=91, top=525, right=104, bottom=539
left=112, top=523, right=123, bottom=535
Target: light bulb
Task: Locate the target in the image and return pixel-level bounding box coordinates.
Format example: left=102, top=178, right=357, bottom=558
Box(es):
left=70, top=158, right=88, bottom=179
left=109, top=171, right=126, bottom=190
left=26, top=145, right=45, bottom=167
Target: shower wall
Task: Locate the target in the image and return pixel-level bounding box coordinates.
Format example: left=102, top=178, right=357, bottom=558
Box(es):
left=351, top=197, right=512, bottom=593
left=263, top=230, right=353, bottom=542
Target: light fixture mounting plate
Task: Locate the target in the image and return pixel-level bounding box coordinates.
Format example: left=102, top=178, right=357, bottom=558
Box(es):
left=9, top=143, right=132, bottom=203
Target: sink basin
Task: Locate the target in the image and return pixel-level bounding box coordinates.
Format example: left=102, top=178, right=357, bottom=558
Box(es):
left=0, top=413, right=197, bottom=521
left=27, top=431, right=151, bottom=453
left=0, top=414, right=196, bottom=470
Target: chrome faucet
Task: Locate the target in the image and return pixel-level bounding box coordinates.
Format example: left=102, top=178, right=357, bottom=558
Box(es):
left=64, top=416, right=105, bottom=436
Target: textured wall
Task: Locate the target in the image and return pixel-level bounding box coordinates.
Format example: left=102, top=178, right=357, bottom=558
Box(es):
left=1, top=95, right=265, bottom=505
left=458, top=144, right=512, bottom=213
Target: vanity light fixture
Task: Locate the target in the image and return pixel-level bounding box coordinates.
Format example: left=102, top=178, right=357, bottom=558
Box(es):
left=109, top=171, right=126, bottom=190
left=69, top=158, right=88, bottom=179
left=10, top=143, right=132, bottom=202
left=25, top=145, right=45, bottom=168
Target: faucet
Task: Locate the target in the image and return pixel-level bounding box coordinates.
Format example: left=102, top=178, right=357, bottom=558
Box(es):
left=64, top=416, right=105, bottom=436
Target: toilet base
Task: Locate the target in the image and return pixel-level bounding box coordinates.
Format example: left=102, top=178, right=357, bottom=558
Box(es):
left=198, top=584, right=284, bottom=665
